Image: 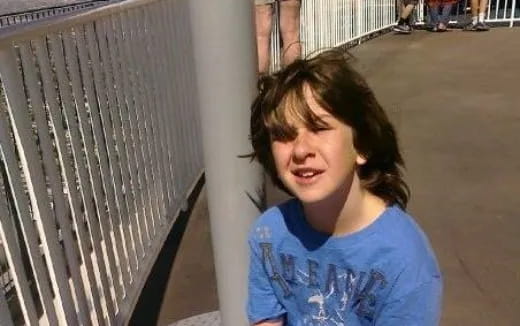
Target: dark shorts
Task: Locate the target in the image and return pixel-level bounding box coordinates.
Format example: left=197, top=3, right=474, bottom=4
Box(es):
left=403, top=0, right=419, bottom=5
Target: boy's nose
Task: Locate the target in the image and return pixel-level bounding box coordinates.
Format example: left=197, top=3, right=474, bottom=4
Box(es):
left=291, top=130, right=314, bottom=162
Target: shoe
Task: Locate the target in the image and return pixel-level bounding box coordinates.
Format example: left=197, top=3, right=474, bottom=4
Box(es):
left=437, top=23, right=448, bottom=32
left=463, top=22, right=478, bottom=31
left=393, top=23, right=412, bottom=34
left=476, top=21, right=490, bottom=31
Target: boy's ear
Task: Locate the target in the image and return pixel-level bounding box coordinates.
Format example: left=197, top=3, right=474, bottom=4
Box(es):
left=356, top=154, right=367, bottom=165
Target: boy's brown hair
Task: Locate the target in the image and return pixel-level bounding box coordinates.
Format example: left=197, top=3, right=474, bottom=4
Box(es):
left=249, top=49, right=410, bottom=209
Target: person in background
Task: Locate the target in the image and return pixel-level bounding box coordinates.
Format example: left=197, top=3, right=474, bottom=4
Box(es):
left=255, top=0, right=301, bottom=74
left=427, top=0, right=458, bottom=32
left=463, top=0, right=490, bottom=31
left=393, top=0, right=418, bottom=34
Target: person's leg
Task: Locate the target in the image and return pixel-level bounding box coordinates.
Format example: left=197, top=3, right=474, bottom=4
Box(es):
left=439, top=3, right=453, bottom=28
left=471, top=0, right=479, bottom=20
left=477, top=0, right=490, bottom=30
left=400, top=0, right=406, bottom=20
left=255, top=3, right=274, bottom=73
left=428, top=4, right=440, bottom=27
left=279, top=0, right=301, bottom=67
left=394, top=0, right=416, bottom=33
left=400, top=3, right=416, bottom=21
left=478, top=0, right=489, bottom=16
left=464, top=0, right=480, bottom=30
left=465, top=0, right=490, bottom=30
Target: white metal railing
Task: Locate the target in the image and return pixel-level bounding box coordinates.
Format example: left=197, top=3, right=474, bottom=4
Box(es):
left=0, top=0, right=203, bottom=325
left=414, top=0, right=520, bottom=27
left=269, top=0, right=519, bottom=70
left=270, top=0, right=397, bottom=70
left=0, top=1, right=107, bottom=28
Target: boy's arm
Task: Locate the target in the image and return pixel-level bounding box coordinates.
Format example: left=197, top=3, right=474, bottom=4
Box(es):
left=376, top=276, right=442, bottom=326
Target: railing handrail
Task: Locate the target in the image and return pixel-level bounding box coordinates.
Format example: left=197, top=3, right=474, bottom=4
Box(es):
left=0, top=0, right=158, bottom=46
left=0, top=0, right=103, bottom=18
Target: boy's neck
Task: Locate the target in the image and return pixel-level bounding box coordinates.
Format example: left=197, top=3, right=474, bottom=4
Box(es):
left=302, top=174, right=387, bottom=236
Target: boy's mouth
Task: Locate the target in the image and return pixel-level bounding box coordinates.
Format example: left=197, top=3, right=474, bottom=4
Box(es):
left=291, top=168, right=324, bottom=183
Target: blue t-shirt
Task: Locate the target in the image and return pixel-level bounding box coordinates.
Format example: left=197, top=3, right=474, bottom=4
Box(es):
left=247, top=199, right=442, bottom=326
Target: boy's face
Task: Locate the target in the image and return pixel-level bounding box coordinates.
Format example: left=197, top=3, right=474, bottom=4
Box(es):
left=271, top=86, right=366, bottom=204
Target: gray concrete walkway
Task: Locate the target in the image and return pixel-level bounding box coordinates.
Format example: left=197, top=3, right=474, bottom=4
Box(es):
left=157, top=27, right=520, bottom=326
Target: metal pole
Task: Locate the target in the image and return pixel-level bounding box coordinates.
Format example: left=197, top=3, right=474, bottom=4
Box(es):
left=187, top=0, right=263, bottom=324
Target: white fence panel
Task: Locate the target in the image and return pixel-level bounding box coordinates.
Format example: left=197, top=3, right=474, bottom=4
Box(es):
left=414, top=0, right=520, bottom=26
left=38, top=32, right=109, bottom=325
left=18, top=40, right=91, bottom=325
left=270, top=0, right=396, bottom=70
left=0, top=0, right=204, bottom=324
left=269, top=0, right=518, bottom=70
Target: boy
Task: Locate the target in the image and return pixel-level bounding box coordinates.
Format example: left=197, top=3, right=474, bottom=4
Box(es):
left=247, top=49, right=442, bottom=325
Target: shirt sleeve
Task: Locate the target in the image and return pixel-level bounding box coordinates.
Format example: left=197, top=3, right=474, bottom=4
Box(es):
left=375, top=276, right=443, bottom=326
left=246, top=237, right=286, bottom=324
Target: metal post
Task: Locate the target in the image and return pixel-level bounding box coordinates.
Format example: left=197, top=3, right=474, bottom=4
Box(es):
left=510, top=0, right=516, bottom=27
left=187, top=0, right=263, bottom=325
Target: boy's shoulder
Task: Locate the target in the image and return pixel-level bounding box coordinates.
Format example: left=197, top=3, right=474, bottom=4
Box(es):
left=248, top=198, right=300, bottom=242
left=380, top=207, right=431, bottom=248
left=376, top=206, right=439, bottom=270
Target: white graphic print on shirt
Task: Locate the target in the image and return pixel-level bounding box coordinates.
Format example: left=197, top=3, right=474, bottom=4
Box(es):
left=259, top=242, right=388, bottom=325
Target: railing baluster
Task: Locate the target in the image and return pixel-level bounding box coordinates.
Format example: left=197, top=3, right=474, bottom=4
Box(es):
left=511, top=0, right=517, bottom=27
left=62, top=27, right=123, bottom=312
left=159, top=0, right=181, bottom=210
left=131, top=8, right=162, bottom=232
left=123, top=10, right=157, bottom=240
left=96, top=16, right=142, bottom=273
left=84, top=21, right=136, bottom=291
left=107, top=15, right=148, bottom=260
left=39, top=33, right=107, bottom=326
left=50, top=30, right=116, bottom=323
left=0, top=44, right=76, bottom=326
left=18, top=39, right=91, bottom=326
left=181, top=0, right=204, bottom=180
left=181, top=0, right=204, bottom=184
left=142, top=5, right=170, bottom=223
left=76, top=23, right=130, bottom=301
left=167, top=2, right=191, bottom=207
left=0, top=169, right=39, bottom=325
left=118, top=11, right=153, bottom=247
left=149, top=2, right=174, bottom=215
left=175, top=4, right=196, bottom=199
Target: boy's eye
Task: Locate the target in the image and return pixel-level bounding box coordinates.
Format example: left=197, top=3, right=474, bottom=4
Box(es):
left=271, top=134, right=294, bottom=142
left=313, top=126, right=332, bottom=133
left=269, top=129, right=297, bottom=142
